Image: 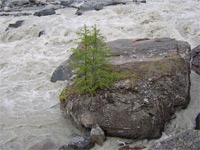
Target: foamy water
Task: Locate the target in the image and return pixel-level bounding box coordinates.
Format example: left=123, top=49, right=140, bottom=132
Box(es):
left=0, top=0, right=200, bottom=149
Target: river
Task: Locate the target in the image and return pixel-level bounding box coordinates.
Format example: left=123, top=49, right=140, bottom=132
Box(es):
left=0, top=0, right=200, bottom=149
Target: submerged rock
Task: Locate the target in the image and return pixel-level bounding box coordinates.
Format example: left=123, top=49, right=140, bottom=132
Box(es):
left=34, top=7, right=56, bottom=16
left=148, top=129, right=200, bottom=150
left=75, top=0, right=128, bottom=15
left=191, top=45, right=200, bottom=75
left=60, top=0, right=73, bottom=7
left=28, top=138, right=57, bottom=150
left=5, top=20, right=24, bottom=31
left=59, top=38, right=191, bottom=139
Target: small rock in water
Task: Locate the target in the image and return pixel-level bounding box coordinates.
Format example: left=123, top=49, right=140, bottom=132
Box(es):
left=34, top=8, right=56, bottom=16
left=60, top=0, right=73, bottom=7
left=6, top=20, right=24, bottom=31
left=90, top=124, right=106, bottom=146
left=133, top=0, right=146, bottom=3
left=28, top=138, right=57, bottom=150
left=60, top=134, right=95, bottom=150
left=195, top=113, right=200, bottom=130
left=38, top=30, right=46, bottom=37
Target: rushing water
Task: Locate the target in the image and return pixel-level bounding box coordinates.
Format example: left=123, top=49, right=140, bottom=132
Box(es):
left=0, top=0, right=200, bottom=149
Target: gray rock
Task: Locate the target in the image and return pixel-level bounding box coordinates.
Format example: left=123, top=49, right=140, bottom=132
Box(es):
left=60, top=38, right=191, bottom=139
left=6, top=20, right=24, bottom=31
left=195, top=113, right=200, bottom=130
left=28, top=138, right=57, bottom=150
left=90, top=124, right=106, bottom=146
left=34, top=7, right=56, bottom=16
left=148, top=129, right=200, bottom=150
left=60, top=0, right=73, bottom=7
left=0, top=12, right=31, bottom=17
left=191, top=45, right=200, bottom=75
left=59, top=135, right=95, bottom=150
left=75, top=0, right=128, bottom=15
left=11, top=0, right=29, bottom=6
left=51, top=38, right=191, bottom=82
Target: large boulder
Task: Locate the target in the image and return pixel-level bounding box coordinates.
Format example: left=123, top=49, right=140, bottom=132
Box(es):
left=191, top=45, right=200, bottom=75
left=59, top=38, right=191, bottom=139
left=148, top=129, right=200, bottom=150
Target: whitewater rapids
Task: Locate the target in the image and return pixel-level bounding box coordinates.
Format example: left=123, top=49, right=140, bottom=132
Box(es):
left=0, top=0, right=199, bottom=149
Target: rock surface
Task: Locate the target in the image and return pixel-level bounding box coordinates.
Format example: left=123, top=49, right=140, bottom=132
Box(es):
left=148, top=129, right=200, bottom=150
left=51, top=54, right=74, bottom=82
left=59, top=38, right=191, bottom=139
left=191, top=45, right=200, bottom=75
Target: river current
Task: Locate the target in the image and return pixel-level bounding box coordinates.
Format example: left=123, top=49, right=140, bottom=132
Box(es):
left=0, top=0, right=200, bottom=149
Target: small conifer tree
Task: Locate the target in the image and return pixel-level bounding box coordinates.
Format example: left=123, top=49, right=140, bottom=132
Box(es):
left=72, top=25, right=118, bottom=96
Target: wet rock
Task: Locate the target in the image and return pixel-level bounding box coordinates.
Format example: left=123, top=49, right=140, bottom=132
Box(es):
left=133, top=0, right=146, bottom=3
left=90, top=124, right=106, bottom=146
left=60, top=0, right=73, bottom=7
left=195, top=113, right=200, bottom=130
left=10, top=0, right=29, bottom=6
left=59, top=134, right=95, bottom=150
left=191, top=45, right=200, bottom=75
left=6, top=20, right=24, bottom=31
left=38, top=30, right=46, bottom=37
left=0, top=12, right=31, bottom=17
left=34, top=7, right=56, bottom=16
left=60, top=38, right=191, bottom=139
left=76, top=0, right=128, bottom=15
left=28, top=138, right=57, bottom=150
left=148, top=129, right=200, bottom=150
